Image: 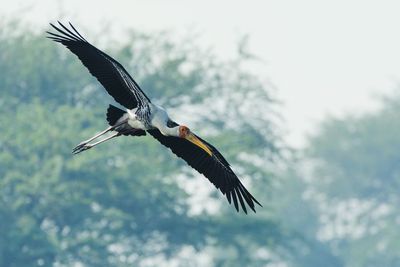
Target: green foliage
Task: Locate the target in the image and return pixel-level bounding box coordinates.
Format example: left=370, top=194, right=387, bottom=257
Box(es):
left=306, top=97, right=400, bottom=267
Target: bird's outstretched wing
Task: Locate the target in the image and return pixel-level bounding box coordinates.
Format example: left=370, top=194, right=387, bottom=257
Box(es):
left=147, top=127, right=262, bottom=214
left=47, top=22, right=150, bottom=109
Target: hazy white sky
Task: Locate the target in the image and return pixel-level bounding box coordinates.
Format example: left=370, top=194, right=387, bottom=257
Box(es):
left=3, top=0, right=400, bottom=147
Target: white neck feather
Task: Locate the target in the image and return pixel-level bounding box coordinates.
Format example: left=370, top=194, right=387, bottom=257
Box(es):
left=150, top=105, right=180, bottom=136
left=158, top=125, right=179, bottom=137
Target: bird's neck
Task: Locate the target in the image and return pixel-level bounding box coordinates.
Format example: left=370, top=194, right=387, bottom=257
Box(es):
left=158, top=124, right=179, bottom=137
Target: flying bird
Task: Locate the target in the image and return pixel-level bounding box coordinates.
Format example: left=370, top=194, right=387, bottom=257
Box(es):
left=47, top=22, right=261, bottom=213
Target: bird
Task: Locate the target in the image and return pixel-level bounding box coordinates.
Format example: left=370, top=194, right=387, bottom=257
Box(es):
left=47, top=22, right=262, bottom=213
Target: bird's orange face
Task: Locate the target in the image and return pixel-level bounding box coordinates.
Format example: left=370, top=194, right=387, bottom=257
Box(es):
left=178, top=125, right=213, bottom=156
left=178, top=125, right=190, bottom=138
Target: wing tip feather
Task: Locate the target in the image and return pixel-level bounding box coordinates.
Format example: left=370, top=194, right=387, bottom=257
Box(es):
left=224, top=179, right=262, bottom=214
left=47, top=21, right=87, bottom=44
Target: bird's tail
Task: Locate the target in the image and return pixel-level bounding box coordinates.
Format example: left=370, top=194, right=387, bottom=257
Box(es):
left=106, top=104, right=126, bottom=126
left=106, top=104, right=146, bottom=137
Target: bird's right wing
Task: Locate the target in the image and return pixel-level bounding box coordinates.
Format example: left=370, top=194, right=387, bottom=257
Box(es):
left=147, top=128, right=262, bottom=214
left=47, top=22, right=151, bottom=109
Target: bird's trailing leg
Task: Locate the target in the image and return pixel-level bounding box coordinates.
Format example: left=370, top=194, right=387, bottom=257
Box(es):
left=72, top=131, right=121, bottom=154
left=77, top=126, right=113, bottom=146
left=72, top=120, right=127, bottom=154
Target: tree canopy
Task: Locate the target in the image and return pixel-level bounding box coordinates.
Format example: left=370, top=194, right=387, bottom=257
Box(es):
left=304, top=97, right=400, bottom=267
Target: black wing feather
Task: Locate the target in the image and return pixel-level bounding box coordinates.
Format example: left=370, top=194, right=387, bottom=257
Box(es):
left=47, top=22, right=150, bottom=109
left=147, top=128, right=262, bottom=213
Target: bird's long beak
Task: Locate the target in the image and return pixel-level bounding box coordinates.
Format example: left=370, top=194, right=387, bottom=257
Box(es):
left=186, top=133, right=213, bottom=156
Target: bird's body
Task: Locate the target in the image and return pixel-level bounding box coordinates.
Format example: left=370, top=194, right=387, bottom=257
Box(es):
left=126, top=106, right=150, bottom=131
left=115, top=104, right=178, bottom=137
left=47, top=22, right=261, bottom=213
left=141, top=104, right=170, bottom=132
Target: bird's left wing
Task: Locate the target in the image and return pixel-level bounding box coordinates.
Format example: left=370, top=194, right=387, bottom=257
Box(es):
left=47, top=22, right=150, bottom=109
left=147, top=128, right=262, bottom=213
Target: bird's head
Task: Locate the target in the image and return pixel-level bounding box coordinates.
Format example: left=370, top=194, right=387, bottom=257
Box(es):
left=178, top=125, right=190, bottom=138
left=177, top=125, right=212, bottom=156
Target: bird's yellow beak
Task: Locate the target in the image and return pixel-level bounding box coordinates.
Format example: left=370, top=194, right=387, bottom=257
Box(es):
left=186, top=133, right=213, bottom=156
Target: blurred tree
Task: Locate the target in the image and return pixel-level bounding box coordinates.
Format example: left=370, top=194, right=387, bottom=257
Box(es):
left=305, top=95, right=400, bottom=267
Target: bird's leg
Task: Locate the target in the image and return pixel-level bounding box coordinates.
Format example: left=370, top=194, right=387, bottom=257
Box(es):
left=72, top=132, right=121, bottom=155
left=73, top=120, right=127, bottom=152
left=77, top=126, right=113, bottom=146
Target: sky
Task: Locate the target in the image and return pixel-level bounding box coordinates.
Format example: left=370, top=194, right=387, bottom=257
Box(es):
left=3, top=0, right=400, bottom=147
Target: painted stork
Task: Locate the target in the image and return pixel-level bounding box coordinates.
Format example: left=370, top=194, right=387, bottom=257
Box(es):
left=47, top=22, right=261, bottom=213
